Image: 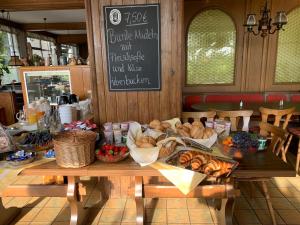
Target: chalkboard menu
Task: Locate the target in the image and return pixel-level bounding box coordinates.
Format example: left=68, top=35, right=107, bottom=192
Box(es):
left=104, top=4, right=161, bottom=91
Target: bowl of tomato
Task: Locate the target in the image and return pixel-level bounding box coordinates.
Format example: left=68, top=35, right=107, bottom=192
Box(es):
left=96, top=144, right=129, bottom=162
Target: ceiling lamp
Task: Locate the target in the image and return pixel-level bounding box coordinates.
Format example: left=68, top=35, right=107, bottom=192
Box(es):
left=244, top=0, right=287, bottom=37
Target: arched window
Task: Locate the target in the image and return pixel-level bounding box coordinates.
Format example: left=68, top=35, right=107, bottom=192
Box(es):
left=187, top=9, right=236, bottom=85
left=275, top=7, right=300, bottom=83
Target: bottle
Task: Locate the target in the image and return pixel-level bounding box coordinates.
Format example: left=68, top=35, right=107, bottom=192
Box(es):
left=239, top=100, right=243, bottom=109
left=279, top=99, right=284, bottom=108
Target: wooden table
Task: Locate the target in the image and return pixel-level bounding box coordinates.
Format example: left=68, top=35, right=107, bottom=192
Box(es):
left=191, top=102, right=300, bottom=116
left=0, top=148, right=295, bottom=225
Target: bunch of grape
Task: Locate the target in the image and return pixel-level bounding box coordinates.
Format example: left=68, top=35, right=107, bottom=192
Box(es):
left=232, top=131, right=258, bottom=150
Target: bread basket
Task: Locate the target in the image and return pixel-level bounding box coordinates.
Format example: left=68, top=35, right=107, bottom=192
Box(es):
left=53, top=130, right=97, bottom=168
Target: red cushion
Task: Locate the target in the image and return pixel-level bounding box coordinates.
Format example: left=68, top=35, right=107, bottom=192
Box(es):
left=205, top=94, right=264, bottom=103
left=184, top=96, right=202, bottom=110
left=266, top=94, right=288, bottom=102
left=291, top=95, right=300, bottom=103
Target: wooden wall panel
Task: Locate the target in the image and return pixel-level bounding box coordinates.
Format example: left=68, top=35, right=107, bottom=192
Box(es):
left=86, top=0, right=183, bottom=124
left=183, top=0, right=300, bottom=94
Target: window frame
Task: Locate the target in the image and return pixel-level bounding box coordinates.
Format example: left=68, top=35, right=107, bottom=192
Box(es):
left=183, top=7, right=242, bottom=93
left=265, top=6, right=300, bottom=92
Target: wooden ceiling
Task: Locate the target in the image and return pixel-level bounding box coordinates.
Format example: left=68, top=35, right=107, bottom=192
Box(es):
left=0, top=0, right=84, bottom=11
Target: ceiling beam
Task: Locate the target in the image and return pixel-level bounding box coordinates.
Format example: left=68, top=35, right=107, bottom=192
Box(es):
left=22, top=22, right=86, bottom=31
left=0, top=18, right=23, bottom=29
left=0, top=0, right=84, bottom=11
left=56, top=34, right=87, bottom=44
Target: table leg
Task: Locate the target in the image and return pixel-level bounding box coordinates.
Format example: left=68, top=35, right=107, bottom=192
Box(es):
left=0, top=197, right=21, bottom=225
left=135, top=176, right=144, bottom=225
left=260, top=180, right=277, bottom=225
left=296, top=140, right=300, bottom=174
left=214, top=198, right=235, bottom=225
left=67, top=176, right=90, bottom=225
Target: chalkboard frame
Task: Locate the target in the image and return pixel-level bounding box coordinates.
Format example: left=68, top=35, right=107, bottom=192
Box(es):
left=103, top=4, right=161, bottom=91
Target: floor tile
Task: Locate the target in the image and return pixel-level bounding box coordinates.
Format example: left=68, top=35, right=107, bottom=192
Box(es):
left=12, top=207, right=41, bottom=222
left=235, top=197, right=251, bottom=210
left=32, top=207, right=62, bottom=222
left=234, top=209, right=261, bottom=224
left=98, top=223, right=120, bottom=225
left=268, top=188, right=285, bottom=198
left=247, top=198, right=268, bottom=210
left=271, top=198, right=295, bottom=210
left=10, top=222, right=29, bottom=225
left=254, top=209, right=285, bottom=225
left=125, top=198, right=136, bottom=209
left=287, top=196, right=300, bottom=209
left=100, top=208, right=123, bottom=223
left=145, top=209, right=166, bottom=223
left=26, top=197, right=49, bottom=208
left=272, top=177, right=293, bottom=187
left=87, top=208, right=103, bottom=224
left=167, top=198, right=187, bottom=209
left=278, top=187, right=300, bottom=198
left=188, top=208, right=214, bottom=224
left=145, top=198, right=167, bottom=209
left=55, top=207, right=70, bottom=221
left=187, top=198, right=208, bottom=209
left=52, top=222, right=70, bottom=225
left=277, top=209, right=300, bottom=224
left=29, top=222, right=52, bottom=225
left=6, top=197, right=32, bottom=208
left=167, top=209, right=189, bottom=223
left=45, top=197, right=67, bottom=208
left=105, top=198, right=126, bottom=209
left=121, top=208, right=136, bottom=223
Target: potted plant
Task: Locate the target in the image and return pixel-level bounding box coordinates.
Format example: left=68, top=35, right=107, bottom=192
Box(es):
left=31, top=54, right=43, bottom=66
left=0, top=55, right=9, bottom=86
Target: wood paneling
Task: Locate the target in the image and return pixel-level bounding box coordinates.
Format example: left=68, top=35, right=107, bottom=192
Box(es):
left=0, top=92, right=17, bottom=125
left=183, top=0, right=300, bottom=93
left=22, top=22, right=86, bottom=31
left=56, top=34, right=87, bottom=44
left=0, top=0, right=84, bottom=11
left=85, top=0, right=183, bottom=124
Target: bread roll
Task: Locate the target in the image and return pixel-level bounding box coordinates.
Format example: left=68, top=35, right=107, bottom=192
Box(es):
left=175, top=121, right=183, bottom=129
left=203, top=127, right=214, bottom=139
left=157, top=134, right=166, bottom=142
left=183, top=122, right=192, bottom=130
left=182, top=126, right=190, bottom=133
left=149, top=119, right=161, bottom=129
left=140, top=142, right=154, bottom=148
left=192, top=121, right=204, bottom=128
left=194, top=128, right=204, bottom=139
left=177, top=128, right=190, bottom=137
left=161, top=122, right=171, bottom=129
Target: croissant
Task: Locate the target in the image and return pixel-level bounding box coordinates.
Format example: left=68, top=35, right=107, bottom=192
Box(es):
left=213, top=162, right=233, bottom=177
left=203, top=159, right=222, bottom=175
left=179, top=151, right=196, bottom=166
left=191, top=154, right=208, bottom=171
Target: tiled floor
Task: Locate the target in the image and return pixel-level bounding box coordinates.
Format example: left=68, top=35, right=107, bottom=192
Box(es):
left=0, top=175, right=299, bottom=225
left=1, top=154, right=300, bottom=225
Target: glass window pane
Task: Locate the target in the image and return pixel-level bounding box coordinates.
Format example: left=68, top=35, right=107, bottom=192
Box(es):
left=32, top=49, right=42, bottom=57
left=187, top=9, right=236, bottom=85
left=275, top=7, right=300, bottom=83
left=27, top=37, right=41, bottom=48
left=0, top=31, right=20, bottom=64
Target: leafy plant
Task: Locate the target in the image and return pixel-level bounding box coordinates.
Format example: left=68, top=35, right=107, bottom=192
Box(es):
left=0, top=55, right=9, bottom=78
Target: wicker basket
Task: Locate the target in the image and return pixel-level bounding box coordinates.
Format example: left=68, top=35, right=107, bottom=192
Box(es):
left=53, top=130, right=97, bottom=168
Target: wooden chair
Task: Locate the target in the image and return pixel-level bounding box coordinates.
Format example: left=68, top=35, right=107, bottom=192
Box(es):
left=239, top=122, right=288, bottom=225
left=259, top=107, right=295, bottom=130
left=216, top=110, right=253, bottom=132
left=259, top=107, right=295, bottom=163
left=259, top=122, right=288, bottom=160
left=181, top=111, right=216, bottom=123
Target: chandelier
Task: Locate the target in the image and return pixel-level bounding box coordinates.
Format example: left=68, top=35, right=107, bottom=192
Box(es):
left=244, top=0, right=287, bottom=37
